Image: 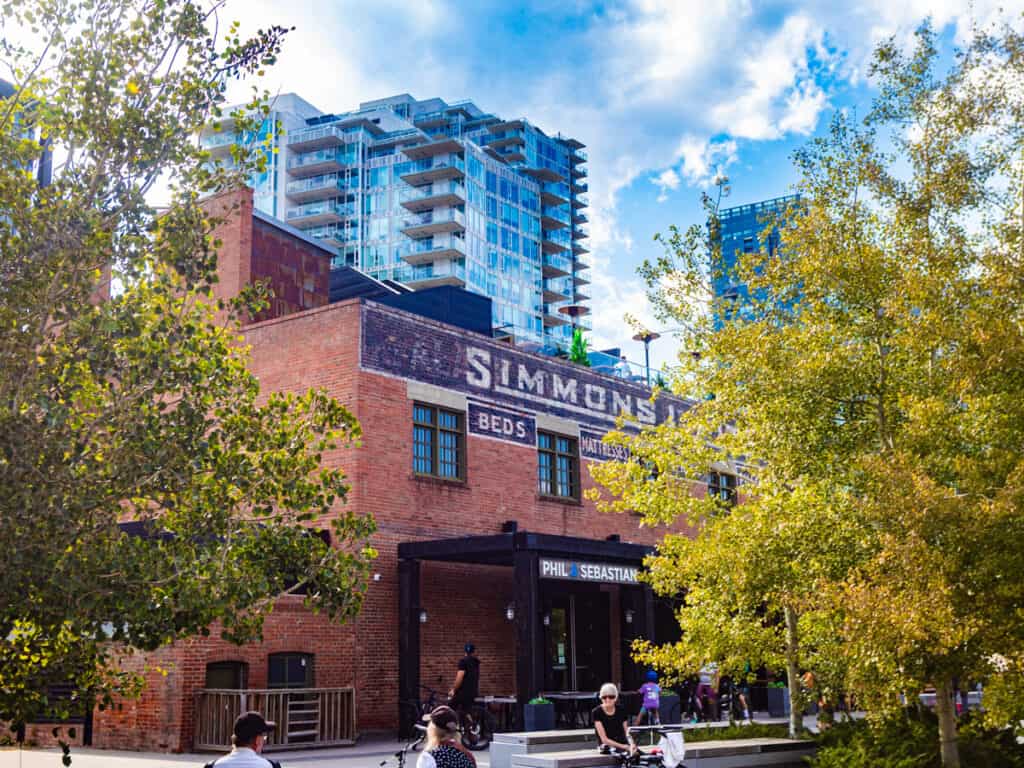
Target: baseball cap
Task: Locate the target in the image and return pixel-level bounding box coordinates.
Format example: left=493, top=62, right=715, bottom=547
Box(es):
left=234, top=711, right=276, bottom=742
left=422, top=705, right=460, bottom=732
left=464, top=642, right=475, bottom=653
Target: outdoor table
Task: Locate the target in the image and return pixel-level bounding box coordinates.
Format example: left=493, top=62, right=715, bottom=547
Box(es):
left=477, top=695, right=518, bottom=731
left=543, top=692, right=598, bottom=729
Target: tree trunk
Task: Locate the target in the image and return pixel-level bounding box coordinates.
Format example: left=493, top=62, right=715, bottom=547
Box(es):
left=935, top=678, right=960, bottom=768
left=783, top=604, right=802, bottom=738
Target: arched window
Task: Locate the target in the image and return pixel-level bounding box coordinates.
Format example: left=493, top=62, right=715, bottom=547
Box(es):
left=205, top=661, right=248, bottom=689
left=268, top=652, right=314, bottom=689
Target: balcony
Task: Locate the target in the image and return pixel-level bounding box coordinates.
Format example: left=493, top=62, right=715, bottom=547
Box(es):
left=489, top=118, right=526, bottom=134
left=573, top=273, right=591, bottom=286
left=571, top=194, right=589, bottom=209
left=575, top=212, right=588, bottom=224
left=572, top=226, right=589, bottom=240
left=402, top=261, right=467, bottom=290
left=573, top=164, right=588, bottom=178
left=286, top=124, right=348, bottom=152
left=399, top=181, right=466, bottom=212
left=484, top=130, right=526, bottom=150
left=286, top=201, right=355, bottom=227
left=570, top=147, right=588, bottom=164
left=541, top=251, right=573, bottom=278
left=572, top=241, right=590, bottom=255
left=194, top=688, right=356, bottom=752
left=403, top=137, right=464, bottom=161
left=287, top=149, right=349, bottom=178
left=400, top=155, right=465, bottom=186
left=575, top=289, right=591, bottom=301
left=540, top=182, right=571, bottom=207
left=399, top=235, right=467, bottom=265
left=523, top=165, right=567, bottom=184
left=572, top=180, right=588, bottom=194
left=574, top=256, right=591, bottom=271
left=200, top=131, right=241, bottom=156
left=400, top=209, right=466, bottom=239
left=285, top=174, right=352, bottom=203
left=303, top=223, right=353, bottom=247
left=542, top=312, right=571, bottom=328
left=493, top=145, right=527, bottom=163
left=540, top=205, right=570, bottom=230
left=543, top=287, right=572, bottom=304
left=414, top=110, right=449, bottom=130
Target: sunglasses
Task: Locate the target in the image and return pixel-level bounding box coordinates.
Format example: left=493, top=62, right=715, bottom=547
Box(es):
left=601, top=695, right=616, bottom=700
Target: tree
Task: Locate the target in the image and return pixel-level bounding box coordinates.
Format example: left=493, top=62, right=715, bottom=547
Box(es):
left=593, top=21, right=1024, bottom=766
left=0, top=0, right=376, bottom=737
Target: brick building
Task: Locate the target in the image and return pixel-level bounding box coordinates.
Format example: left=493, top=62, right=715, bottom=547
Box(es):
left=25, top=189, right=714, bottom=753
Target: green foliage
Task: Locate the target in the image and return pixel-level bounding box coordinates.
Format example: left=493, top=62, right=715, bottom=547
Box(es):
left=0, top=0, right=376, bottom=732
left=592, top=18, right=1024, bottom=764
left=683, top=723, right=790, bottom=743
left=569, top=328, right=590, bottom=366
left=528, top=697, right=552, bottom=705
left=812, top=711, right=1024, bottom=768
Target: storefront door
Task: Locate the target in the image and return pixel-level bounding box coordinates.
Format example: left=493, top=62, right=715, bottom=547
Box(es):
left=543, top=592, right=610, bottom=692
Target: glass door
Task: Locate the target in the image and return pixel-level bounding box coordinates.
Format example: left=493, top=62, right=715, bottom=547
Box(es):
left=573, top=592, right=610, bottom=692
left=543, top=597, right=573, bottom=691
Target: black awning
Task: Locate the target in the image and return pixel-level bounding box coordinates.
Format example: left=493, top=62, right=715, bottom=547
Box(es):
left=397, top=530, right=652, bottom=566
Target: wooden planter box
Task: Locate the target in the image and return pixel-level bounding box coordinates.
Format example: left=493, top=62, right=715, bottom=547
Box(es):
left=524, top=702, right=556, bottom=731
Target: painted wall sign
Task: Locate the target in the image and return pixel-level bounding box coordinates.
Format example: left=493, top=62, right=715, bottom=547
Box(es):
left=468, top=401, right=536, bottom=446
left=579, top=429, right=631, bottom=462
left=539, top=557, right=640, bottom=585
left=361, top=303, right=692, bottom=432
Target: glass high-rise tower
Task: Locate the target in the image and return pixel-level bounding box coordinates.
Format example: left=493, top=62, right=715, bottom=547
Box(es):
left=201, top=93, right=590, bottom=350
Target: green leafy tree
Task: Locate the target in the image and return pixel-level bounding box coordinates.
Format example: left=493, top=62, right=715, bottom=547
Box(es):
left=0, top=0, right=376, bottom=737
left=593, top=21, right=1024, bottom=765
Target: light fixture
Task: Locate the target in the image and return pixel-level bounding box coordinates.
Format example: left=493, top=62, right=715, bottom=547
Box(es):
left=419, top=610, right=428, bottom=624
left=625, top=609, right=635, bottom=625
left=373, top=573, right=382, bottom=582
left=542, top=613, right=551, bottom=627
left=505, top=603, right=515, bottom=621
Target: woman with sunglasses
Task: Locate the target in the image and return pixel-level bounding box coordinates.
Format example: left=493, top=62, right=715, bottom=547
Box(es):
left=592, top=683, right=636, bottom=754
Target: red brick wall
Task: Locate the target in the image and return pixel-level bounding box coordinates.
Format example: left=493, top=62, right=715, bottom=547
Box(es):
left=251, top=218, right=331, bottom=321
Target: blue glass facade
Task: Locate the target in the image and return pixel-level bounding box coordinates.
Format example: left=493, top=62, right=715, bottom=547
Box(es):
left=711, top=194, right=799, bottom=326
left=203, top=94, right=590, bottom=350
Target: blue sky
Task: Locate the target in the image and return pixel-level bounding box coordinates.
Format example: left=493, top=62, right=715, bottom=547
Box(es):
left=231, top=0, right=1022, bottom=369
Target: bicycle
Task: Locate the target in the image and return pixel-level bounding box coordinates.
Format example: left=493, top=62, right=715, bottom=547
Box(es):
left=599, top=725, right=686, bottom=768
left=398, top=684, right=447, bottom=749
left=453, top=700, right=496, bottom=751
left=380, top=723, right=428, bottom=768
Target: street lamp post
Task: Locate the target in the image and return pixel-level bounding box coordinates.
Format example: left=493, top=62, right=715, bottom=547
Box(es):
left=631, top=330, right=661, bottom=387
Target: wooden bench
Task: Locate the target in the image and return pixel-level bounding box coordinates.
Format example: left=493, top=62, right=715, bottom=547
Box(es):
left=490, top=729, right=597, bottom=768
left=509, top=738, right=816, bottom=768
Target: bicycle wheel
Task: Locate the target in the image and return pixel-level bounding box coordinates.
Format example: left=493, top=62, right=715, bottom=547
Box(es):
left=459, top=706, right=493, bottom=751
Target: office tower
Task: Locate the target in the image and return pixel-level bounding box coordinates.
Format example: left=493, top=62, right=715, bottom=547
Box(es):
left=711, top=194, right=799, bottom=324
left=201, top=93, right=590, bottom=350
left=0, top=79, right=53, bottom=187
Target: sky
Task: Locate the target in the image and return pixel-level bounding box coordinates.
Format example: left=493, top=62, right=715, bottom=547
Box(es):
left=224, top=0, right=1024, bottom=371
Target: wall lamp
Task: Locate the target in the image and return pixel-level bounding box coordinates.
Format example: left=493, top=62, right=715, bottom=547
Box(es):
left=419, top=610, right=428, bottom=624
left=624, top=609, right=635, bottom=625
left=505, top=603, right=515, bottom=621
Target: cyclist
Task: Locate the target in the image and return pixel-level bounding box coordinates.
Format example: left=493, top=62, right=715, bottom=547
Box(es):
left=448, top=643, right=480, bottom=712
left=593, top=683, right=637, bottom=755
left=636, top=670, right=662, bottom=726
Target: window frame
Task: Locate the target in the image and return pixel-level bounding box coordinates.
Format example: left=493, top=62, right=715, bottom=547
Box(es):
left=267, top=652, right=315, bottom=690
left=537, top=430, right=580, bottom=501
left=412, top=402, right=467, bottom=481
left=707, top=471, right=738, bottom=506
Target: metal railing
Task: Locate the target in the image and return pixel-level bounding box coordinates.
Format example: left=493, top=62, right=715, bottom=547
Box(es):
left=194, top=688, right=356, bottom=752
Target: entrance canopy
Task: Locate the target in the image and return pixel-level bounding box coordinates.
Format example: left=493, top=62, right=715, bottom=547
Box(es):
left=397, top=531, right=656, bottom=730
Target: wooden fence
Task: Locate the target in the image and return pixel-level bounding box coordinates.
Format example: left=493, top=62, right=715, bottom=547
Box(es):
left=194, top=687, right=356, bottom=752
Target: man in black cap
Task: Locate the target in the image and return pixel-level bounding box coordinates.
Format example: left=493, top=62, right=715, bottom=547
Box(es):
left=448, top=643, right=480, bottom=712
left=203, top=711, right=282, bottom=768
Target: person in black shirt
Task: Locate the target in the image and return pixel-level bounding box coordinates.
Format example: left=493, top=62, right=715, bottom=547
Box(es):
left=449, top=642, right=480, bottom=710
left=592, top=683, right=635, bottom=753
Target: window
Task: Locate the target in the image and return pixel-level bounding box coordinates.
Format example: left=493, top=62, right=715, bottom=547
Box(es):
left=413, top=403, right=465, bottom=480
left=538, top=431, right=579, bottom=500
left=268, top=653, right=314, bottom=689
left=206, top=661, right=248, bottom=689
left=707, top=472, right=737, bottom=506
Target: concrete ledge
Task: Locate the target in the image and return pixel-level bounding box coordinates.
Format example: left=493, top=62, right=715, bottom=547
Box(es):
left=491, top=730, right=596, bottom=768
left=509, top=739, right=816, bottom=768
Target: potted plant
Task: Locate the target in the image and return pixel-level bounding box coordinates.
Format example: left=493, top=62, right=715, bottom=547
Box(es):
left=659, top=692, right=681, bottom=725
left=766, top=682, right=790, bottom=718
left=524, top=696, right=555, bottom=731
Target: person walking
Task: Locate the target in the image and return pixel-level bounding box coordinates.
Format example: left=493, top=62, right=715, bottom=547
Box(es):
left=416, top=706, right=476, bottom=768
left=203, top=711, right=281, bottom=768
